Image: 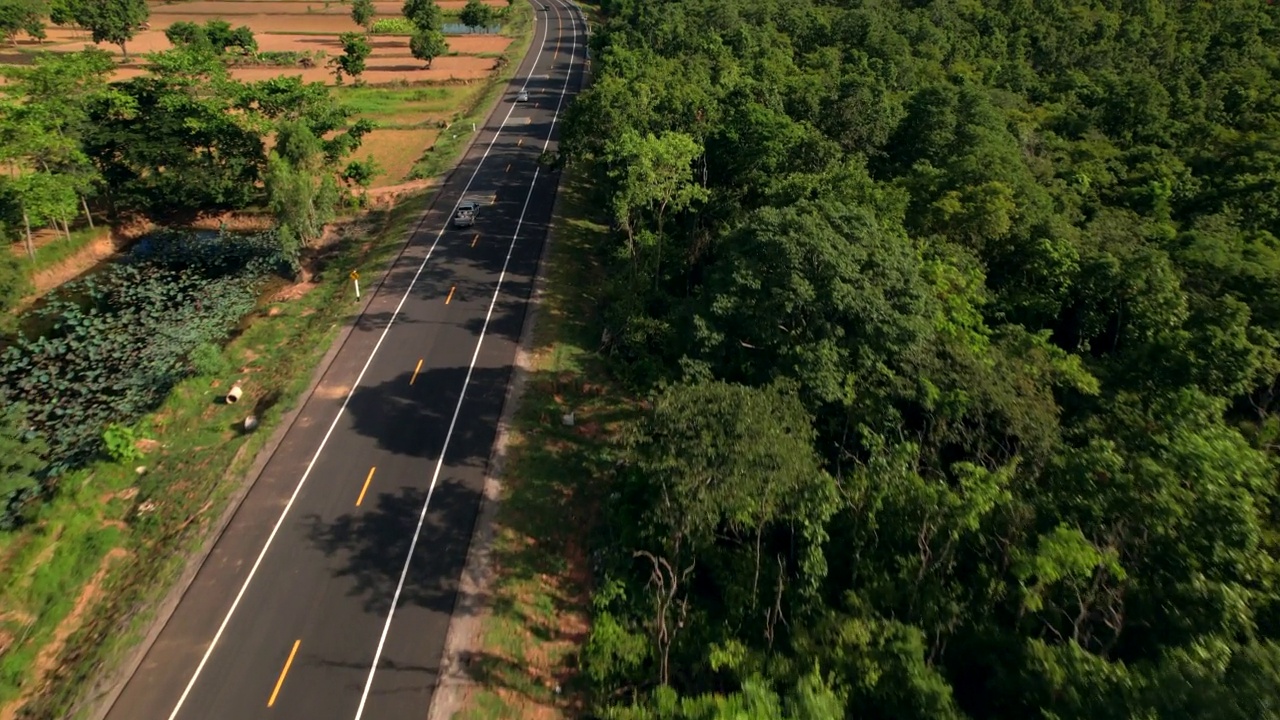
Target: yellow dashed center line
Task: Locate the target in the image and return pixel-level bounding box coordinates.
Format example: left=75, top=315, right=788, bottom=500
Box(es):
left=410, top=358, right=424, bottom=385
left=445, top=286, right=456, bottom=304
left=267, top=640, right=301, bottom=707
left=356, top=467, right=376, bottom=507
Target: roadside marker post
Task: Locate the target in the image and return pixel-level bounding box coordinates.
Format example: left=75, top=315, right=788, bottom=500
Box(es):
left=350, top=270, right=360, bottom=299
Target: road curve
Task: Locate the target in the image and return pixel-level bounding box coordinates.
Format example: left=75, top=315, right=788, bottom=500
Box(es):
left=103, top=3, right=587, bottom=718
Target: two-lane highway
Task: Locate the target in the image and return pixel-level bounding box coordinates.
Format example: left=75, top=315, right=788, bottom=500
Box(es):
left=103, top=2, right=587, bottom=717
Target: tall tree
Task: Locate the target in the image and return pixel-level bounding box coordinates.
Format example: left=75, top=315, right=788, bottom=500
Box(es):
left=83, top=49, right=264, bottom=217
left=401, top=0, right=441, bottom=30
left=409, top=27, right=447, bottom=68
left=458, top=0, right=495, bottom=32
left=330, top=31, right=371, bottom=84
left=0, top=0, right=47, bottom=46
left=351, top=0, right=376, bottom=32
left=71, top=0, right=149, bottom=59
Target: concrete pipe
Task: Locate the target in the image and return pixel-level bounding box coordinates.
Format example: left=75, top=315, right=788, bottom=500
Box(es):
left=226, top=384, right=244, bottom=404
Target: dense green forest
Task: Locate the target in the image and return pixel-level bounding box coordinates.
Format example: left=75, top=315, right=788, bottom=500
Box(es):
left=562, top=0, right=1280, bottom=716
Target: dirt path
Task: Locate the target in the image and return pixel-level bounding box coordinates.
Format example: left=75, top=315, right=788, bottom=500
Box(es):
left=25, top=235, right=119, bottom=300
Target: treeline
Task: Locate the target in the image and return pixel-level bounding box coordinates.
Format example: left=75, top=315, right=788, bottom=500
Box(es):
left=563, top=0, right=1280, bottom=717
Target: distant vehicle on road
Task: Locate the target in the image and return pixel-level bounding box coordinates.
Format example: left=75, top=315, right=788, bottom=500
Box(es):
left=453, top=199, right=481, bottom=228
left=516, top=91, right=529, bottom=102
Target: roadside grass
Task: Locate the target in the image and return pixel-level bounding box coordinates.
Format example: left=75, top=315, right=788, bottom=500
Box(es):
left=334, top=84, right=472, bottom=127
left=453, top=165, right=631, bottom=720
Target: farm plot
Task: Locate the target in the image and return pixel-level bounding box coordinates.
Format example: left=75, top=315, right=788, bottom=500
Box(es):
left=16, top=0, right=527, bottom=187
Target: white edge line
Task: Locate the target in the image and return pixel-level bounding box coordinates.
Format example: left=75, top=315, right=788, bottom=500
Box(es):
left=164, top=4, right=559, bottom=718
left=351, top=0, right=581, bottom=716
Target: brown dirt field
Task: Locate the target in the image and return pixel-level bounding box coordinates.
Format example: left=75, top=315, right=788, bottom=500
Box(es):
left=0, top=548, right=130, bottom=720
left=250, top=33, right=510, bottom=55
left=227, top=55, right=496, bottom=83
left=437, top=0, right=508, bottom=8
left=152, top=12, right=361, bottom=34
left=357, top=127, right=440, bottom=184
left=41, top=28, right=174, bottom=54
left=445, top=34, right=513, bottom=54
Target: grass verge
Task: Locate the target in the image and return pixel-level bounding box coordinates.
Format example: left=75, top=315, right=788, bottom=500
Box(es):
left=451, top=164, right=630, bottom=719
left=0, top=193, right=432, bottom=720
left=409, top=1, right=534, bottom=180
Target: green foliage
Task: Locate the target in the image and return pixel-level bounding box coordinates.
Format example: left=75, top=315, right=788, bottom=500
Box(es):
left=370, top=17, right=415, bottom=34
left=351, top=0, right=376, bottom=31
left=341, top=155, right=380, bottom=189
left=330, top=31, right=371, bottom=84
left=78, top=51, right=363, bottom=219
left=69, top=0, right=148, bottom=58
left=0, top=0, right=46, bottom=44
left=409, top=27, right=448, bottom=68
left=0, top=230, right=288, bottom=476
left=165, top=19, right=257, bottom=56
left=100, top=423, right=141, bottom=464
left=568, top=0, right=1280, bottom=716
left=458, top=0, right=495, bottom=31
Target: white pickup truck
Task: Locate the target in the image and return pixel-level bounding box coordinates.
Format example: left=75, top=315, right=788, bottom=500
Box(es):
left=453, top=199, right=482, bottom=228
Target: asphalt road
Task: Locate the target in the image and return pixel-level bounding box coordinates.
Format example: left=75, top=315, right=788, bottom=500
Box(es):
left=103, top=3, right=587, bottom=718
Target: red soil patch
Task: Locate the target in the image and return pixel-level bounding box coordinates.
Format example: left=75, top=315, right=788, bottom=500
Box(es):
left=152, top=12, right=361, bottom=34
left=445, top=34, right=513, bottom=54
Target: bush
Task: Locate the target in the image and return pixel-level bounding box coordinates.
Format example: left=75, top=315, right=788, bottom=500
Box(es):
left=101, top=424, right=142, bottom=464
left=370, top=17, right=416, bottom=34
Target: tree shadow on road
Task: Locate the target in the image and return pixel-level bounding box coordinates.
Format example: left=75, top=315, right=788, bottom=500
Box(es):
left=304, top=480, right=481, bottom=617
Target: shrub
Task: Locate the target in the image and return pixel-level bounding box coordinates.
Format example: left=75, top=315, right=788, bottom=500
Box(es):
left=101, top=423, right=142, bottom=464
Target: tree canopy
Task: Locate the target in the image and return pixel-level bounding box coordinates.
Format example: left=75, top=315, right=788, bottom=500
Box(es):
left=569, top=0, right=1280, bottom=716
